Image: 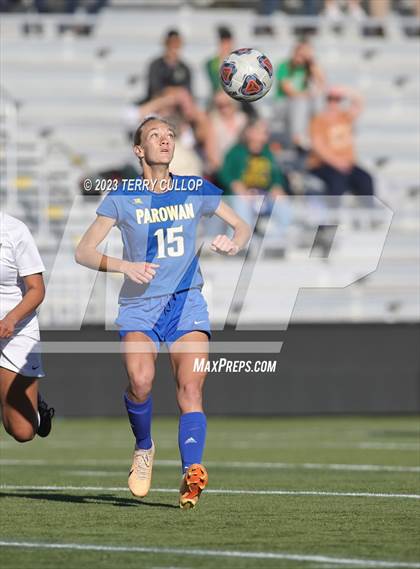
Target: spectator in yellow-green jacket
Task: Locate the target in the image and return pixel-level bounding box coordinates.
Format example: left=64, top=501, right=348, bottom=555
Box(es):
left=218, top=119, right=290, bottom=249
left=219, top=119, right=286, bottom=195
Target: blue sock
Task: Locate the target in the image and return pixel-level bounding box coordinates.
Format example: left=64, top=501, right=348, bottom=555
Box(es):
left=124, top=393, right=152, bottom=450
left=178, top=412, right=207, bottom=473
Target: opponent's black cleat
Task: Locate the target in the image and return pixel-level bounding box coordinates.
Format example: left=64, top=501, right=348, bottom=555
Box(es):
left=37, top=394, right=55, bottom=438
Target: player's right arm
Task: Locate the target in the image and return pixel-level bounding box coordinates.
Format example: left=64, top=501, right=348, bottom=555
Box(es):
left=211, top=201, right=251, bottom=255
left=75, top=215, right=158, bottom=285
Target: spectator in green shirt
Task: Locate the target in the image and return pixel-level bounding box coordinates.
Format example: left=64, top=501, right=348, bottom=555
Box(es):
left=204, top=26, right=256, bottom=118
left=218, top=119, right=290, bottom=248
left=205, top=26, right=234, bottom=95
left=275, top=41, right=325, bottom=149
left=276, top=41, right=324, bottom=99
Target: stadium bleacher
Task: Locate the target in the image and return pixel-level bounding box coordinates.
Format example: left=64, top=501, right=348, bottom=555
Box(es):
left=0, top=6, right=419, bottom=326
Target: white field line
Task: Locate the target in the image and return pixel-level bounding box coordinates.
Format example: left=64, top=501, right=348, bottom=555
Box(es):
left=150, top=567, right=193, bottom=569
left=219, top=442, right=419, bottom=450
left=151, top=567, right=192, bottom=569
left=1, top=441, right=418, bottom=451
left=1, top=458, right=419, bottom=473
left=150, top=567, right=192, bottom=569
left=68, top=471, right=122, bottom=477
left=357, top=443, right=419, bottom=451
left=1, top=485, right=419, bottom=500
left=0, top=540, right=419, bottom=569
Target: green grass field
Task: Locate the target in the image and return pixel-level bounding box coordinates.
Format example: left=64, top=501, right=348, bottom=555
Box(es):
left=0, top=416, right=419, bottom=569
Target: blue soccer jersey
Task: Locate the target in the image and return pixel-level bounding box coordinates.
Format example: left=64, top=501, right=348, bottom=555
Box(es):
left=96, top=174, right=222, bottom=302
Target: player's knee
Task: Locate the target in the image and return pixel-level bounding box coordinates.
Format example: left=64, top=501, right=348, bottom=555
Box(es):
left=5, top=421, right=36, bottom=443
left=177, top=382, right=203, bottom=406
left=127, top=367, right=154, bottom=400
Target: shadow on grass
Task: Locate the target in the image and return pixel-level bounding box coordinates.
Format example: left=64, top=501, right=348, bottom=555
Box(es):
left=0, top=491, right=178, bottom=509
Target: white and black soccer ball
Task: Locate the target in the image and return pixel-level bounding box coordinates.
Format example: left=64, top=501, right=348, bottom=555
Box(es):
left=219, top=48, right=273, bottom=102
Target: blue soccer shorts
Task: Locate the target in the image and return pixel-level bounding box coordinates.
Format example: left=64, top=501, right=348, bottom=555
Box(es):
left=117, top=288, right=211, bottom=351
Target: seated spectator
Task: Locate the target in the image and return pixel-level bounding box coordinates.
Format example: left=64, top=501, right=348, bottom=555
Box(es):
left=204, top=26, right=257, bottom=118
left=140, top=30, right=218, bottom=174
left=308, top=85, right=375, bottom=197
left=275, top=40, right=325, bottom=149
left=205, top=26, right=234, bottom=95
left=124, top=92, right=213, bottom=176
left=146, top=29, right=192, bottom=101
left=218, top=119, right=290, bottom=247
left=208, top=90, right=248, bottom=170
left=219, top=119, right=286, bottom=195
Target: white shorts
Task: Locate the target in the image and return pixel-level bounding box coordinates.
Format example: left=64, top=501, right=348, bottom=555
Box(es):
left=0, top=333, right=45, bottom=378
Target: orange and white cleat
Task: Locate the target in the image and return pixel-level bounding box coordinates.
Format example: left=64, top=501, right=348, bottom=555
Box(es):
left=128, top=441, right=155, bottom=498
left=179, top=463, right=208, bottom=509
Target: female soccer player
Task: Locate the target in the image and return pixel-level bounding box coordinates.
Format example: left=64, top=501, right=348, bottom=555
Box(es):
left=0, top=212, right=54, bottom=442
left=75, top=115, right=251, bottom=509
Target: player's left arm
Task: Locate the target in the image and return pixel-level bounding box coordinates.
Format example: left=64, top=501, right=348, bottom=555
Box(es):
left=0, top=274, right=45, bottom=338
left=210, top=201, right=252, bottom=256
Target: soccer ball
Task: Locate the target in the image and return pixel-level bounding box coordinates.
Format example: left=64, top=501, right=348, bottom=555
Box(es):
left=219, top=48, right=273, bottom=102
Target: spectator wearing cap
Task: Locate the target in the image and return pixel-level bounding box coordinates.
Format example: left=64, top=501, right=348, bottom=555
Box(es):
left=308, top=85, right=374, bottom=197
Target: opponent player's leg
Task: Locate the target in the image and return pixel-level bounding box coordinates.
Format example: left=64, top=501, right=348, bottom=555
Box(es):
left=122, top=331, right=158, bottom=497
left=0, top=335, right=54, bottom=439
left=0, top=367, right=38, bottom=442
left=170, top=331, right=209, bottom=509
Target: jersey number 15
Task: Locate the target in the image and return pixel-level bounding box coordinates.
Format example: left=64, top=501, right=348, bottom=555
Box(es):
left=154, top=226, right=184, bottom=258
